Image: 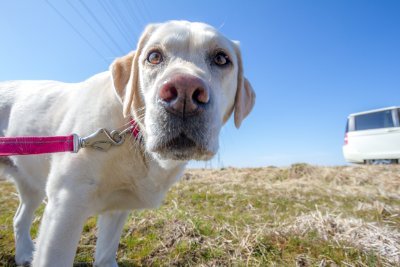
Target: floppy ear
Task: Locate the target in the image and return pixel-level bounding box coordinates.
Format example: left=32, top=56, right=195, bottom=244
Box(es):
left=110, top=24, right=157, bottom=121
left=110, top=51, right=134, bottom=105
left=233, top=44, right=256, bottom=128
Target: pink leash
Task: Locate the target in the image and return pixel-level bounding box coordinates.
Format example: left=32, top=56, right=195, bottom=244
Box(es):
left=0, top=135, right=74, bottom=156
left=0, top=120, right=140, bottom=156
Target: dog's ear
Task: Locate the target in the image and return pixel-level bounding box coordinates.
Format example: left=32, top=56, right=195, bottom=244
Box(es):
left=110, top=51, right=134, bottom=105
left=110, top=24, right=157, bottom=120
left=232, top=42, right=256, bottom=128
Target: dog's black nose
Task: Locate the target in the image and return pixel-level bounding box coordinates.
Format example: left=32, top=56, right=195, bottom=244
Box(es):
left=159, top=74, right=209, bottom=117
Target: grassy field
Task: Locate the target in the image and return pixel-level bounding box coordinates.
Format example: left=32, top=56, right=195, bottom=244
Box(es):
left=0, top=164, right=399, bottom=266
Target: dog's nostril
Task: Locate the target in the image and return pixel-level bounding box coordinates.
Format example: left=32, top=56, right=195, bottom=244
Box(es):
left=160, top=86, right=178, bottom=102
left=192, top=87, right=209, bottom=104
left=160, top=75, right=210, bottom=116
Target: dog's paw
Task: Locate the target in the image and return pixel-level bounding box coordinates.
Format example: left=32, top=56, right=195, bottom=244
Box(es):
left=15, top=240, right=34, bottom=266
left=15, top=253, right=32, bottom=266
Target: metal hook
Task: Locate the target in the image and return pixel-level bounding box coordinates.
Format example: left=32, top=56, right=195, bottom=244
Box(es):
left=72, top=124, right=134, bottom=153
left=80, top=129, right=122, bottom=151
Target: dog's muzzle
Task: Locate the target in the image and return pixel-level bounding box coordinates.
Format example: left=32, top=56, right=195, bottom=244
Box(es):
left=149, top=74, right=216, bottom=160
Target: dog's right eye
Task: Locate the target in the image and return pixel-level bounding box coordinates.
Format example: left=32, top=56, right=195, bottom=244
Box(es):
left=213, top=51, right=231, bottom=67
left=147, top=51, right=163, bottom=65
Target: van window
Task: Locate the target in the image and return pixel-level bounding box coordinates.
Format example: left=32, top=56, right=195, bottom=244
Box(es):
left=354, top=110, right=394, bottom=131
left=398, top=109, right=400, bottom=126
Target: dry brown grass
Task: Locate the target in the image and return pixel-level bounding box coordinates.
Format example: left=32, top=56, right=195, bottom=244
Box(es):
left=181, top=164, right=400, bottom=266
left=0, top=164, right=399, bottom=266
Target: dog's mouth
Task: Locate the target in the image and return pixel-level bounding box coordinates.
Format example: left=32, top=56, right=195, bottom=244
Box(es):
left=165, top=133, right=197, bottom=150
left=149, top=132, right=214, bottom=161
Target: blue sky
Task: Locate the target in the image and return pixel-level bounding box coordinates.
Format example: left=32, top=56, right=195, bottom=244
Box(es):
left=1, top=1, right=399, bottom=167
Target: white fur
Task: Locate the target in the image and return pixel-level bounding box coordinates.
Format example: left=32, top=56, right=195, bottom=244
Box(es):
left=0, top=21, right=255, bottom=267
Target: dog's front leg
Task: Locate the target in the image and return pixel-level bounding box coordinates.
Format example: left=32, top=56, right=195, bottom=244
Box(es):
left=31, top=186, right=91, bottom=267
left=94, top=211, right=129, bottom=267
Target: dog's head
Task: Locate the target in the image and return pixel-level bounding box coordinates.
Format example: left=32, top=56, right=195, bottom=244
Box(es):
left=111, top=21, right=255, bottom=161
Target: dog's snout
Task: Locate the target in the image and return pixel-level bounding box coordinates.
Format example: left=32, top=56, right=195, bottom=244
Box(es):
left=159, top=74, right=209, bottom=116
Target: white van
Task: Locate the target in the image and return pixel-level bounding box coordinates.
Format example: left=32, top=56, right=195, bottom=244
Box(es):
left=343, top=106, right=400, bottom=164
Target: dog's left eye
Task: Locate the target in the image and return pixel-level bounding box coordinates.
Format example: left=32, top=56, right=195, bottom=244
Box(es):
left=147, top=51, right=163, bottom=65
left=213, top=52, right=230, bottom=66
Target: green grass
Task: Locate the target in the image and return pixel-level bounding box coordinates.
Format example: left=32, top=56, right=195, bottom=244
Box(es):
left=0, top=164, right=399, bottom=266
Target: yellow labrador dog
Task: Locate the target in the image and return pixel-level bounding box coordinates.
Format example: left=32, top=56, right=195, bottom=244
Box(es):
left=0, top=21, right=255, bottom=267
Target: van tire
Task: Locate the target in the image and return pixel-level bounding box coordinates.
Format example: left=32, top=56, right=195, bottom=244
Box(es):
left=365, top=159, right=396, bottom=165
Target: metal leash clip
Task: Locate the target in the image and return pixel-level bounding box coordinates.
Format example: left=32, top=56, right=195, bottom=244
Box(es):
left=73, top=127, right=132, bottom=153
left=72, top=123, right=135, bottom=153
left=81, top=128, right=125, bottom=151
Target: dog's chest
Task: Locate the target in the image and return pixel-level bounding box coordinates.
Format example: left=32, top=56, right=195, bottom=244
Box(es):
left=97, top=156, right=185, bottom=212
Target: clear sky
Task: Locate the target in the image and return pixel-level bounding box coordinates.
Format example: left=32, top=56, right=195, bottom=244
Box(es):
left=1, top=1, right=399, bottom=167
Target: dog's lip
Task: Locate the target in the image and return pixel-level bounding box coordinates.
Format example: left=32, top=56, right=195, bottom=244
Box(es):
left=164, top=133, right=197, bottom=149
left=149, top=132, right=200, bottom=154
left=151, top=133, right=215, bottom=161
left=148, top=131, right=216, bottom=161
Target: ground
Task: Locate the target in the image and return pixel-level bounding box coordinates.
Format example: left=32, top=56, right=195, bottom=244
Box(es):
left=0, top=164, right=399, bottom=266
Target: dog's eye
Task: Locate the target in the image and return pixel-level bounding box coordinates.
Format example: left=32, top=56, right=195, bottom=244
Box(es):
left=147, top=51, right=163, bottom=65
left=213, top=52, right=230, bottom=66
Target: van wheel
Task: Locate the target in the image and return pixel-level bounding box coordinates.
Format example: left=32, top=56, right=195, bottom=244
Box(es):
left=366, top=159, right=394, bottom=165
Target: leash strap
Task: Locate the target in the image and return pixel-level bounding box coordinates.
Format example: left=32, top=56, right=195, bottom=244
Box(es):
left=0, top=135, right=75, bottom=156
left=0, top=120, right=140, bottom=156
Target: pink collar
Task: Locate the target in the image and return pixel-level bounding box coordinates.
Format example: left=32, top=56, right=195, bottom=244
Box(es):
left=0, top=119, right=140, bottom=156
